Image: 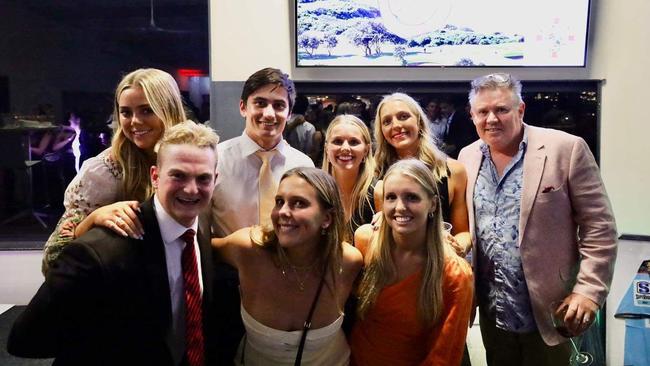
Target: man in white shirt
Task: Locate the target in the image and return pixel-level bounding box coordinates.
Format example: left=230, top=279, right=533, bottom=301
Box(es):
left=8, top=122, right=232, bottom=365
left=210, top=67, right=314, bottom=237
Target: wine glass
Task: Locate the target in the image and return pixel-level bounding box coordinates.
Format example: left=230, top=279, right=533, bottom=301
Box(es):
left=549, top=301, right=594, bottom=365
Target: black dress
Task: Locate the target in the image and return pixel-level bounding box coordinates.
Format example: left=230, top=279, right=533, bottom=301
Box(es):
left=438, top=164, right=453, bottom=223
left=349, top=179, right=377, bottom=237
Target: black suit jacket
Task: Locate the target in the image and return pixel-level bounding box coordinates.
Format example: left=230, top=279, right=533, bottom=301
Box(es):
left=444, top=110, right=478, bottom=159
left=7, top=198, right=226, bottom=365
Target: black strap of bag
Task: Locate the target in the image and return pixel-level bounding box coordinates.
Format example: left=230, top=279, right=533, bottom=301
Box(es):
left=294, top=270, right=327, bottom=366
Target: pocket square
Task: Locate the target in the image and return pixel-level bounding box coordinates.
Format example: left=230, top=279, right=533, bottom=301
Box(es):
left=542, top=186, right=555, bottom=193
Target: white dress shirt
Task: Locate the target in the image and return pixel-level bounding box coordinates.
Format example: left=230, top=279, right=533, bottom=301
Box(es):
left=153, top=195, right=203, bottom=365
left=211, top=132, right=314, bottom=237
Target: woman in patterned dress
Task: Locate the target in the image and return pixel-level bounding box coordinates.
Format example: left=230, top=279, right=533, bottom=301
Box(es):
left=42, top=68, right=187, bottom=274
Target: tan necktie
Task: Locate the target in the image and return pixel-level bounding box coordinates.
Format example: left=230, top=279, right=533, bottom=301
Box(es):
left=255, top=150, right=277, bottom=227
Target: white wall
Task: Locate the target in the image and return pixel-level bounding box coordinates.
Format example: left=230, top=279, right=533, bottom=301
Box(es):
left=0, top=251, right=44, bottom=305
left=588, top=0, right=650, bottom=236
left=210, top=0, right=650, bottom=235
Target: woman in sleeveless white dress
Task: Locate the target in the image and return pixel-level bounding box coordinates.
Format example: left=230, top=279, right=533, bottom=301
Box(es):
left=212, top=168, right=363, bottom=365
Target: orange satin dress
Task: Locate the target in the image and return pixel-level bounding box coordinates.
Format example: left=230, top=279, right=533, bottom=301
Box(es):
left=350, top=254, right=474, bottom=366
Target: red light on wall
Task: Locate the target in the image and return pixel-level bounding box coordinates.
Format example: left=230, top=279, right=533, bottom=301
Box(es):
left=178, top=68, right=206, bottom=77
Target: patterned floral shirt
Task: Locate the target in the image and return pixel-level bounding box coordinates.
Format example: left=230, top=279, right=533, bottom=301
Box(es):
left=474, top=131, right=537, bottom=333
left=42, top=148, right=122, bottom=274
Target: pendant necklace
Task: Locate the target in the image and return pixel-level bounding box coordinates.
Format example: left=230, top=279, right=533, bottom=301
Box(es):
left=281, top=259, right=317, bottom=292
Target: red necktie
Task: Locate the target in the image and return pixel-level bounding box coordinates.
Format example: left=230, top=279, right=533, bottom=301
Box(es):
left=181, top=229, right=204, bottom=366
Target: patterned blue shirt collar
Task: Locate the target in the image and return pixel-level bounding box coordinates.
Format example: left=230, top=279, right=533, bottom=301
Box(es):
left=479, top=125, right=529, bottom=157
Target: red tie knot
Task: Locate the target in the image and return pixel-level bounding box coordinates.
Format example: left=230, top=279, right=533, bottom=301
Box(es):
left=181, top=229, right=196, bottom=246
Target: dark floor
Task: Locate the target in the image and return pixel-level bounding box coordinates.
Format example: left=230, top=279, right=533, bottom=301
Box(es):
left=0, top=307, right=53, bottom=366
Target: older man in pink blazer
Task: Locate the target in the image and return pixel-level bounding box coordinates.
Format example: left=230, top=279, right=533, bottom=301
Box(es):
left=458, top=73, right=617, bottom=366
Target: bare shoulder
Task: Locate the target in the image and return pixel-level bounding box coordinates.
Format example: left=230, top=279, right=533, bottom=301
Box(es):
left=446, top=158, right=468, bottom=179
left=354, top=224, right=374, bottom=257
left=341, top=241, right=364, bottom=283
left=342, top=242, right=363, bottom=268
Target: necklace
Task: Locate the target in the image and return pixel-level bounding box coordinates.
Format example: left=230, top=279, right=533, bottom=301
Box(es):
left=281, top=259, right=318, bottom=292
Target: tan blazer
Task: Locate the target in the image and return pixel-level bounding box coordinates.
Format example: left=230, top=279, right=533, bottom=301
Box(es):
left=458, top=124, right=617, bottom=345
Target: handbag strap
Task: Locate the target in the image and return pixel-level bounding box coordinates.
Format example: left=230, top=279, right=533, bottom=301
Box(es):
left=294, top=269, right=327, bottom=366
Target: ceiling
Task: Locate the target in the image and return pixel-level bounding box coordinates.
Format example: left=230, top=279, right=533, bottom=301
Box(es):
left=17, top=0, right=210, bottom=69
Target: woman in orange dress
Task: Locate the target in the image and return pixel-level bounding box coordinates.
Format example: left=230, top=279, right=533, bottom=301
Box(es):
left=351, top=159, right=474, bottom=366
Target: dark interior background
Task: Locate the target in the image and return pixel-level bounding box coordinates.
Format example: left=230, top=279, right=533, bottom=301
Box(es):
left=0, top=0, right=209, bottom=226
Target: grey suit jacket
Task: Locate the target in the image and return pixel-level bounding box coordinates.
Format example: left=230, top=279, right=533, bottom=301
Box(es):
left=458, top=124, right=618, bottom=345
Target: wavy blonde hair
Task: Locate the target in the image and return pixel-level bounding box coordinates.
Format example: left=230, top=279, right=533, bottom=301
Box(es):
left=111, top=68, right=187, bottom=201
left=251, top=167, right=346, bottom=287
left=373, top=92, right=448, bottom=182
left=357, top=159, right=447, bottom=325
left=322, top=115, right=376, bottom=234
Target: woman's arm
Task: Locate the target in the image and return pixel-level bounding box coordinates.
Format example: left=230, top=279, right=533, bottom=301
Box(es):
left=51, top=129, right=76, bottom=152
left=354, top=224, right=374, bottom=262
left=31, top=132, right=53, bottom=156
left=373, top=179, right=383, bottom=212
left=211, top=227, right=252, bottom=269
left=420, top=256, right=474, bottom=366
left=42, top=151, right=121, bottom=275
left=75, top=201, right=142, bottom=240
left=446, top=159, right=472, bottom=256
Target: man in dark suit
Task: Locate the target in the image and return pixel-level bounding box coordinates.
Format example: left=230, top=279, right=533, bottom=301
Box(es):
left=440, top=98, right=478, bottom=159
left=7, top=122, right=226, bottom=365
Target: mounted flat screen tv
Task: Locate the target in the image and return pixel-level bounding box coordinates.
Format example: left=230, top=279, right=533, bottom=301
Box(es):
left=296, top=0, right=591, bottom=67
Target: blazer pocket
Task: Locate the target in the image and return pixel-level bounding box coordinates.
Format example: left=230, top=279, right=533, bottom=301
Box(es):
left=536, top=183, right=567, bottom=203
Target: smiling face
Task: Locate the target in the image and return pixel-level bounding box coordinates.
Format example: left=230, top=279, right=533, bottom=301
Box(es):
left=383, top=173, right=436, bottom=238
left=271, top=175, right=332, bottom=249
left=240, top=83, right=290, bottom=150
left=379, top=100, right=421, bottom=158
left=470, top=87, right=525, bottom=155
left=151, top=144, right=217, bottom=227
left=325, top=122, right=369, bottom=174
left=118, top=86, right=165, bottom=154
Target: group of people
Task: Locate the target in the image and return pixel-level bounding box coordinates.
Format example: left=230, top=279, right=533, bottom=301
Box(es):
left=6, top=67, right=617, bottom=366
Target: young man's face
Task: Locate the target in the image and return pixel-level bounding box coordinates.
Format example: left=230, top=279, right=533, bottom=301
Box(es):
left=151, top=144, right=217, bottom=227
left=240, top=84, right=290, bottom=150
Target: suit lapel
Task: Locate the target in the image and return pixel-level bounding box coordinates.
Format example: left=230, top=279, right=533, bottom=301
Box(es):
left=198, top=212, right=214, bottom=314
left=519, top=127, right=546, bottom=246
left=139, top=199, right=175, bottom=354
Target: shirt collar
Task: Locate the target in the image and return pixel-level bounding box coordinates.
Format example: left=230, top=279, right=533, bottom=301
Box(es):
left=153, top=195, right=198, bottom=245
left=479, top=124, right=528, bottom=157
left=240, top=131, right=287, bottom=157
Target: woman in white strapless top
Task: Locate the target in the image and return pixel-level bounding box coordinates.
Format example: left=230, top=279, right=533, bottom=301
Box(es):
left=212, top=168, right=363, bottom=365
left=235, top=306, right=349, bottom=365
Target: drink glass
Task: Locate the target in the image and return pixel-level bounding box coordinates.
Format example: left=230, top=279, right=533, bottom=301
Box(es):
left=442, top=221, right=452, bottom=234
left=549, top=301, right=594, bottom=365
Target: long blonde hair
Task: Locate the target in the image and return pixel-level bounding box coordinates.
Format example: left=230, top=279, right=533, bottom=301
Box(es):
left=322, top=115, right=376, bottom=233
left=111, top=68, right=187, bottom=201
left=357, top=159, right=447, bottom=325
left=251, top=167, right=346, bottom=286
left=373, top=93, right=448, bottom=182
